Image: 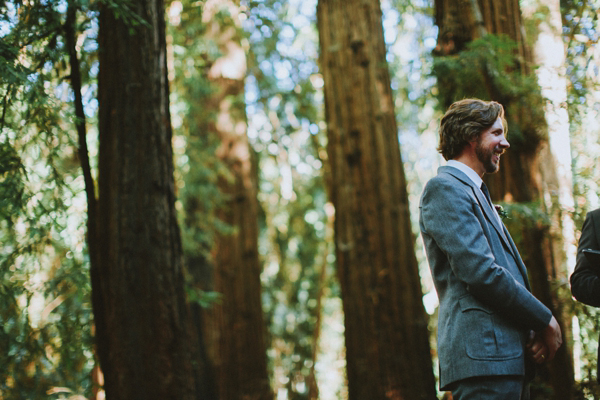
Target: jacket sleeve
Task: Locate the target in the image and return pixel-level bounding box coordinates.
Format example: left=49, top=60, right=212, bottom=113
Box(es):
left=421, top=178, right=552, bottom=332
left=571, top=210, right=600, bottom=307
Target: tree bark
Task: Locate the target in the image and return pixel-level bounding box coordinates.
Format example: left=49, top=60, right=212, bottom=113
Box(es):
left=64, top=2, right=104, bottom=398
left=317, top=0, right=437, bottom=398
left=95, top=1, right=196, bottom=398
left=433, top=0, right=575, bottom=398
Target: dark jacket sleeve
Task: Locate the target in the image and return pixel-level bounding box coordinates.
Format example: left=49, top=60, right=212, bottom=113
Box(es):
left=571, top=209, right=600, bottom=307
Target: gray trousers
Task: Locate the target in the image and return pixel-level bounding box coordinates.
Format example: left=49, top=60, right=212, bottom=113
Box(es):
left=449, top=375, right=530, bottom=400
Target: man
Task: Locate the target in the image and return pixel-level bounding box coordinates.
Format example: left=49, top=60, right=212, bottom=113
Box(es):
left=419, top=98, right=562, bottom=399
left=570, top=208, right=600, bottom=379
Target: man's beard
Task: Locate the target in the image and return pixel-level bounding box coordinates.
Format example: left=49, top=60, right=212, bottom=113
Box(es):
left=475, top=141, right=501, bottom=174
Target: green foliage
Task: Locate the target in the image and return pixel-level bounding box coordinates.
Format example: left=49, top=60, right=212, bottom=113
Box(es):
left=169, top=0, right=231, bottom=269
left=562, top=0, right=600, bottom=219
left=560, top=3, right=600, bottom=392
left=168, top=3, right=343, bottom=397
left=101, top=0, right=151, bottom=32
left=0, top=141, right=25, bottom=220
left=0, top=0, right=104, bottom=397
left=432, top=34, right=547, bottom=151
left=241, top=0, right=348, bottom=397
left=0, top=134, right=94, bottom=398
left=501, top=201, right=551, bottom=231
left=500, top=202, right=553, bottom=274
left=568, top=296, right=600, bottom=398
left=561, top=0, right=600, bottom=122
left=186, top=287, right=223, bottom=308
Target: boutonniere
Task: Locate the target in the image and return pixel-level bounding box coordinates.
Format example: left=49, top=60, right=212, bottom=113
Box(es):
left=495, top=204, right=509, bottom=220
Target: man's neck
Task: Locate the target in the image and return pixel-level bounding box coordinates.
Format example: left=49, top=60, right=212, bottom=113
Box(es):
left=453, top=153, right=484, bottom=178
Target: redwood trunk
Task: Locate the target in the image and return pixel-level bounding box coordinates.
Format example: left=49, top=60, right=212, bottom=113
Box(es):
left=317, top=0, right=437, bottom=398
left=209, top=75, right=271, bottom=399
left=433, top=0, right=574, bottom=397
left=212, top=121, right=271, bottom=399
left=181, top=1, right=272, bottom=398
left=95, top=1, right=196, bottom=398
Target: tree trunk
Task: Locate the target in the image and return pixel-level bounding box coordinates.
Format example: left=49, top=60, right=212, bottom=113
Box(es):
left=64, top=2, right=104, bottom=398
left=208, top=74, right=272, bottom=400
left=525, top=0, right=576, bottom=396
left=317, top=0, right=437, bottom=398
left=95, top=1, right=196, bottom=398
left=433, top=0, right=574, bottom=398
left=523, top=0, right=576, bottom=286
left=179, top=1, right=272, bottom=398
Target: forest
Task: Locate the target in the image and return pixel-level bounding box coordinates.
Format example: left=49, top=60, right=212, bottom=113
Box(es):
left=1, top=0, right=600, bottom=398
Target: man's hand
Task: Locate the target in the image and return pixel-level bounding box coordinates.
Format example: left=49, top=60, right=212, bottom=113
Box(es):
left=541, top=316, right=563, bottom=362
left=526, top=330, right=549, bottom=364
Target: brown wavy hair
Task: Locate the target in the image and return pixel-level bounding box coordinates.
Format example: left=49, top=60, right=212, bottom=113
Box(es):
left=438, top=99, right=506, bottom=161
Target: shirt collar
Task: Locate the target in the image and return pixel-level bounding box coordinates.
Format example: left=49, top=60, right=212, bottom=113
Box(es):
left=446, top=160, right=483, bottom=188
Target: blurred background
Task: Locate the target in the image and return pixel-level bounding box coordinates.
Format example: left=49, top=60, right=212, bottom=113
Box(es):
left=1, top=0, right=599, bottom=398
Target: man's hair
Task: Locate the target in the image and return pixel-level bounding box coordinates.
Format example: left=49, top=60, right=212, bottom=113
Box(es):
left=438, top=98, right=506, bottom=161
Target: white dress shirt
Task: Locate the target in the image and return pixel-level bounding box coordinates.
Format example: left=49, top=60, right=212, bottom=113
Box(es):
left=446, top=160, right=502, bottom=225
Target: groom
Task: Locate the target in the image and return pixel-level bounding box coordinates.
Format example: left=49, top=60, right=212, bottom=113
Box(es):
left=419, top=99, right=562, bottom=399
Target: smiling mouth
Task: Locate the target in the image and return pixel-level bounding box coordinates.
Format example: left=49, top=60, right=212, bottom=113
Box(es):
left=492, top=153, right=501, bottom=164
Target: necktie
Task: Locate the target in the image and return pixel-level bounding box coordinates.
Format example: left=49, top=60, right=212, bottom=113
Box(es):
left=480, top=182, right=494, bottom=208
left=481, top=182, right=505, bottom=228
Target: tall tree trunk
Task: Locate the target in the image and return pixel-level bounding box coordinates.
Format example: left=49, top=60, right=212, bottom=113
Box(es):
left=180, top=1, right=272, bottom=398
left=525, top=0, right=576, bottom=395
left=95, top=1, right=197, bottom=398
left=317, top=0, right=437, bottom=398
left=64, top=2, right=104, bottom=398
left=433, top=0, right=574, bottom=398
left=524, top=0, right=576, bottom=284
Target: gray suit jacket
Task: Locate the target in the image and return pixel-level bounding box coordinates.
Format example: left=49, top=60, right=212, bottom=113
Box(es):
left=419, top=166, right=552, bottom=390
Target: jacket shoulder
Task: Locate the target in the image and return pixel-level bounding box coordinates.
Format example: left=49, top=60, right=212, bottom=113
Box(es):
left=420, top=172, right=476, bottom=214
left=588, top=208, right=600, bottom=219
left=585, top=208, right=600, bottom=234
left=424, top=171, right=471, bottom=196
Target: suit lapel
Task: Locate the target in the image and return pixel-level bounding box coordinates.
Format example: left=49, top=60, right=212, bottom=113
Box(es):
left=503, top=224, right=531, bottom=290
left=472, top=185, right=514, bottom=253
left=439, top=166, right=531, bottom=288
left=440, top=167, right=516, bottom=259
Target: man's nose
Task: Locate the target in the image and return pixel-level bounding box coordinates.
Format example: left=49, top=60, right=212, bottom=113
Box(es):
left=500, top=135, right=510, bottom=148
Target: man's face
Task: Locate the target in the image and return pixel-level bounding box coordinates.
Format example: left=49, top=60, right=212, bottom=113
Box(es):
left=474, top=117, right=510, bottom=174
